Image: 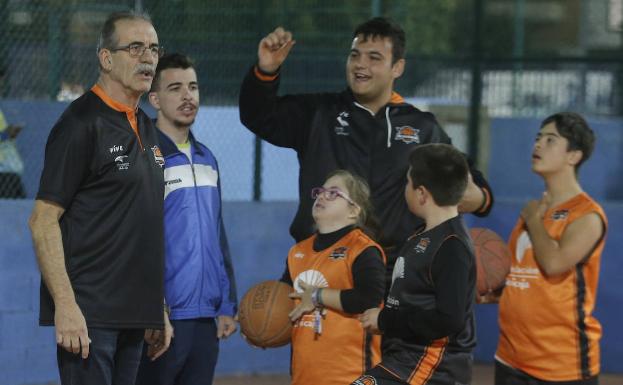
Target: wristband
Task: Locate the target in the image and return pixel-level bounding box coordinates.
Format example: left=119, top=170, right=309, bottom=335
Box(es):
left=311, top=288, right=323, bottom=307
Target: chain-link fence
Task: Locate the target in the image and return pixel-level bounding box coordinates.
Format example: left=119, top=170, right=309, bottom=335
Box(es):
left=1, top=0, right=622, bottom=199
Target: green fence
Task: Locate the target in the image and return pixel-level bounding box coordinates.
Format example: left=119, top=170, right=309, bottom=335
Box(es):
left=0, top=0, right=622, bottom=199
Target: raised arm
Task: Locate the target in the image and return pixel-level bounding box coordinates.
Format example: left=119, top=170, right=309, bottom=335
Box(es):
left=239, top=27, right=322, bottom=151
left=521, top=195, right=605, bottom=276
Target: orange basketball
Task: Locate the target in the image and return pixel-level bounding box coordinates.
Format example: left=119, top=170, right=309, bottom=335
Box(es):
left=469, top=227, right=512, bottom=295
left=238, top=280, right=294, bottom=348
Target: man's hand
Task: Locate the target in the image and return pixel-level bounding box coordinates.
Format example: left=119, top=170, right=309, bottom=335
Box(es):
left=359, top=308, right=382, bottom=334
left=258, top=27, right=296, bottom=74
left=217, top=315, right=237, bottom=339
left=288, top=281, right=316, bottom=322
left=458, top=172, right=486, bottom=213
left=55, top=301, right=90, bottom=359
left=145, top=311, right=174, bottom=361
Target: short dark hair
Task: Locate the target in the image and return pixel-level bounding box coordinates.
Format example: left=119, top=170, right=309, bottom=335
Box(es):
left=540, top=112, right=595, bottom=171
left=97, top=11, right=153, bottom=53
left=151, top=53, right=195, bottom=91
left=408, top=144, right=468, bottom=206
left=353, top=17, right=406, bottom=63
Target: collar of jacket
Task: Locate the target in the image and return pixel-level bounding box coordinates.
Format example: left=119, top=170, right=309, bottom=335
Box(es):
left=343, top=88, right=408, bottom=108
left=154, top=119, right=204, bottom=157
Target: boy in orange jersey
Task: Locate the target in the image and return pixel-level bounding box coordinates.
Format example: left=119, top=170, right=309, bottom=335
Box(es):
left=357, top=143, right=477, bottom=385
left=495, top=112, right=607, bottom=384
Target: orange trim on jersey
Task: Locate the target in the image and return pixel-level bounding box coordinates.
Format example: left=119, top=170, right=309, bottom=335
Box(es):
left=91, top=84, right=143, bottom=149
left=253, top=65, right=279, bottom=82
left=477, top=187, right=492, bottom=214
left=390, top=92, right=405, bottom=104
left=408, top=338, right=448, bottom=385
left=377, top=364, right=403, bottom=380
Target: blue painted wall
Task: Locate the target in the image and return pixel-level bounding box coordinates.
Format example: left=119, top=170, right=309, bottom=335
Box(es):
left=1, top=101, right=622, bottom=384
left=2, top=200, right=623, bottom=385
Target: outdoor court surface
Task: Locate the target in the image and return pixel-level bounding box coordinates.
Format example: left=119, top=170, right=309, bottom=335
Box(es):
left=213, top=363, right=623, bottom=385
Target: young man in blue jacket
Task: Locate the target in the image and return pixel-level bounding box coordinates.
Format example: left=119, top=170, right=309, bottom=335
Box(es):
left=136, top=53, right=238, bottom=385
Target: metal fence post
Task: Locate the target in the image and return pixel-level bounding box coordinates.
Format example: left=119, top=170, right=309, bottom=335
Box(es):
left=371, top=0, right=382, bottom=17
left=47, top=8, right=61, bottom=100
left=253, top=0, right=265, bottom=202
left=468, top=0, right=484, bottom=160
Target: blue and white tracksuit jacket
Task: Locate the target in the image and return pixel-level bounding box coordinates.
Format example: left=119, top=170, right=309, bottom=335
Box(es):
left=158, top=129, right=237, bottom=320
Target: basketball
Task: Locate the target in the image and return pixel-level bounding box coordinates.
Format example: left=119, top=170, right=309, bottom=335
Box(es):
left=238, top=280, right=294, bottom=348
left=469, top=227, right=512, bottom=295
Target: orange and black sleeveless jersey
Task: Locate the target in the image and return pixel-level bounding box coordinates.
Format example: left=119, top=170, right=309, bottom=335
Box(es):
left=497, top=192, right=608, bottom=381
left=37, top=85, right=165, bottom=329
left=288, top=228, right=385, bottom=385
left=375, top=215, right=476, bottom=385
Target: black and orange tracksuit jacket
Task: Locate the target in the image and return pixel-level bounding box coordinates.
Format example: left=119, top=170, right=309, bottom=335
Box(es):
left=239, top=66, right=493, bottom=257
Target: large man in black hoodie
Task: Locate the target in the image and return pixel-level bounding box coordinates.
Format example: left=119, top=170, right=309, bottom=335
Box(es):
left=239, top=17, right=493, bottom=286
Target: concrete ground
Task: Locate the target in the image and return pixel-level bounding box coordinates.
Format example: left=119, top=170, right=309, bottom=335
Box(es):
left=213, top=363, right=623, bottom=385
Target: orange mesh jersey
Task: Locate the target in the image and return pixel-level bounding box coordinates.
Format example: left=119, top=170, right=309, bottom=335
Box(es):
left=496, top=192, right=607, bottom=381
left=288, top=229, right=385, bottom=385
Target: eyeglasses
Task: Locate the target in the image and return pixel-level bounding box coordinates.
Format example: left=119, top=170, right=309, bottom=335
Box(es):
left=109, top=43, right=164, bottom=58
left=311, top=187, right=357, bottom=206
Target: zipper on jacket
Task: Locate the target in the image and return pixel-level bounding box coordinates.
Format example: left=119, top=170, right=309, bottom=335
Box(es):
left=188, top=151, right=207, bottom=316
left=385, top=107, right=392, bottom=148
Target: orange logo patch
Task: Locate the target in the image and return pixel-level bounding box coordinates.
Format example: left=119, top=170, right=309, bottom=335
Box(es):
left=395, top=126, right=420, bottom=144
left=151, top=145, right=165, bottom=168
left=415, top=237, right=430, bottom=253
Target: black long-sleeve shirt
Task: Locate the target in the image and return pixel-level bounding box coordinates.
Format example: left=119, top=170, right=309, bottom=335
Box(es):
left=378, top=238, right=470, bottom=340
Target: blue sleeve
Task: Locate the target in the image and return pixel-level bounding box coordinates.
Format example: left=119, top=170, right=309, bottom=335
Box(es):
left=216, top=164, right=238, bottom=316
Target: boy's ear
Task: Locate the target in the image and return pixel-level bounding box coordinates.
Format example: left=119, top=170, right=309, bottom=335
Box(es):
left=567, top=149, right=583, bottom=167
left=417, top=185, right=435, bottom=207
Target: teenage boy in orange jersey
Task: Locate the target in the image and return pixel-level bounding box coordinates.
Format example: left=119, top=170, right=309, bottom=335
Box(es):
left=495, top=112, right=607, bottom=385
left=356, top=143, right=477, bottom=385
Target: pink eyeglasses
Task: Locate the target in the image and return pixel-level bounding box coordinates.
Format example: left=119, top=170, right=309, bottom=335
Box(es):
left=311, top=187, right=356, bottom=206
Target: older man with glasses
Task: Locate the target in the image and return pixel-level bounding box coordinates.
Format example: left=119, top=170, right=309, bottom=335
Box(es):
left=29, top=11, right=170, bottom=385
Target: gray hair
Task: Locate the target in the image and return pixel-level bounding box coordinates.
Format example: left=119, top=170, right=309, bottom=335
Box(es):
left=96, top=11, right=153, bottom=54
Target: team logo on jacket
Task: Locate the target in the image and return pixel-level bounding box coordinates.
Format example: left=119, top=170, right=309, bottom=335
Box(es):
left=353, top=375, right=378, bottom=385
left=294, top=252, right=305, bottom=259
left=151, top=145, right=165, bottom=168
left=391, top=256, right=405, bottom=284
left=329, top=246, right=348, bottom=260
left=294, top=270, right=329, bottom=292
left=414, top=237, right=430, bottom=253
left=109, top=144, right=125, bottom=154
left=334, top=111, right=350, bottom=136
left=395, top=126, right=420, bottom=144
left=114, top=155, right=130, bottom=171
left=551, top=209, right=569, bottom=220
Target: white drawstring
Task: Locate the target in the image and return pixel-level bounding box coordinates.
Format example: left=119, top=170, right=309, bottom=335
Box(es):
left=385, top=107, right=392, bottom=148
left=352, top=102, right=393, bottom=148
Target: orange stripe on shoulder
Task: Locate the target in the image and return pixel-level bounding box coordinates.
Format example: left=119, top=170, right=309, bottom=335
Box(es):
left=254, top=66, right=279, bottom=82
left=91, top=84, right=142, bottom=148
left=390, top=92, right=405, bottom=104
left=91, top=84, right=135, bottom=113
